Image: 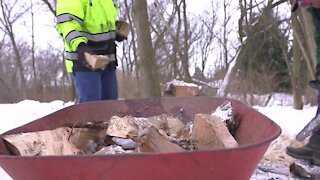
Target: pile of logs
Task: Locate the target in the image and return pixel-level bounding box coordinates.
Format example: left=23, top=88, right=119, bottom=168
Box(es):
left=2, top=102, right=239, bottom=156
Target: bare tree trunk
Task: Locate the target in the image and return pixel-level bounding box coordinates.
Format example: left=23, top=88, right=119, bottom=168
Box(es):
left=0, top=77, right=15, bottom=102
left=31, top=0, right=37, bottom=87
left=297, top=8, right=317, bottom=77
left=238, top=0, right=246, bottom=44
left=292, top=35, right=303, bottom=110
left=124, top=0, right=140, bottom=84
left=181, top=0, right=192, bottom=82
left=223, top=0, right=229, bottom=69
left=292, top=7, right=318, bottom=107
left=217, top=48, right=240, bottom=97
left=132, top=0, right=161, bottom=97
left=0, top=0, right=29, bottom=99
left=218, top=0, right=288, bottom=98
left=154, top=0, right=181, bottom=79
left=172, top=0, right=180, bottom=78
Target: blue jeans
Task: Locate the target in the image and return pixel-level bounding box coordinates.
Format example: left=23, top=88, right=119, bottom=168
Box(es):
left=72, top=70, right=118, bottom=103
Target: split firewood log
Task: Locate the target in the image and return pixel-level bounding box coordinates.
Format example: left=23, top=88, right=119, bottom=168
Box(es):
left=211, top=101, right=238, bottom=135
left=191, top=114, right=238, bottom=150
left=137, top=127, right=185, bottom=153
left=106, top=115, right=168, bottom=138
left=69, top=127, right=107, bottom=154
left=165, top=115, right=185, bottom=136
left=106, top=116, right=139, bottom=138
left=2, top=127, right=81, bottom=156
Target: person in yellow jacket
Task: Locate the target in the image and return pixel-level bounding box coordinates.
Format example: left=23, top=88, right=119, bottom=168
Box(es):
left=56, top=0, right=126, bottom=103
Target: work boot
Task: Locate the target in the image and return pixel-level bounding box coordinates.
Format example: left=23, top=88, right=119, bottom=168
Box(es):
left=312, top=151, right=320, bottom=166
left=286, top=133, right=320, bottom=164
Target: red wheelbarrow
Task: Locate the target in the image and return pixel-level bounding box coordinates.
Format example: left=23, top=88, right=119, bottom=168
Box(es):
left=0, top=97, right=281, bottom=180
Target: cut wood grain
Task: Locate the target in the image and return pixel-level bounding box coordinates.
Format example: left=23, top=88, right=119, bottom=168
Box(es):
left=138, top=127, right=185, bottom=153
left=85, top=53, right=110, bottom=70
left=3, top=127, right=80, bottom=156
left=191, top=114, right=238, bottom=150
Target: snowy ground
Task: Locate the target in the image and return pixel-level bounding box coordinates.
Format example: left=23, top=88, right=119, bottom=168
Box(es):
left=0, top=95, right=316, bottom=179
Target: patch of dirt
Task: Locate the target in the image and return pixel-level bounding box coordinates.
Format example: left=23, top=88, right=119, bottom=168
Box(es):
left=262, top=134, right=297, bottom=166
left=251, top=133, right=311, bottom=179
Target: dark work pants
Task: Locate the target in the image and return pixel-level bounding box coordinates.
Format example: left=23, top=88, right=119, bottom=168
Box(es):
left=316, top=90, right=320, bottom=135
left=72, top=70, right=118, bottom=103
left=317, top=89, right=320, bottom=115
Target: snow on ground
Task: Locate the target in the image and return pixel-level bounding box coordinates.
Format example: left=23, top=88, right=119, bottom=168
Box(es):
left=255, top=105, right=315, bottom=136
left=251, top=105, right=316, bottom=179
left=0, top=100, right=74, bottom=135
left=0, top=95, right=317, bottom=179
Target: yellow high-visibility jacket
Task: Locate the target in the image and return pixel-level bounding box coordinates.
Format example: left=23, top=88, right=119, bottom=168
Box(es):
left=56, top=0, right=119, bottom=72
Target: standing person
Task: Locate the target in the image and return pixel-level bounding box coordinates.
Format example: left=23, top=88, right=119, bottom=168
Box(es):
left=56, top=0, right=127, bottom=103
left=286, top=0, right=320, bottom=166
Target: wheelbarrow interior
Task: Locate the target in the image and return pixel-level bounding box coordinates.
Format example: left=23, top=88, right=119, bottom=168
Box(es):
left=0, top=97, right=281, bottom=180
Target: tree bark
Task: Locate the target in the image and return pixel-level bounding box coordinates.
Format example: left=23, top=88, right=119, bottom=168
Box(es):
left=181, top=0, right=192, bottom=82
left=31, top=0, right=37, bottom=89
left=132, top=0, right=161, bottom=97
left=293, top=9, right=316, bottom=79
left=0, top=0, right=28, bottom=99
left=292, top=37, right=303, bottom=110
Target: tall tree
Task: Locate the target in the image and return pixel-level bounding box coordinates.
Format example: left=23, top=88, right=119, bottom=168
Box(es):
left=0, top=0, right=30, bottom=99
left=31, top=0, right=37, bottom=88
left=291, top=5, right=319, bottom=107
left=180, top=0, right=192, bottom=82
left=194, top=1, right=217, bottom=74
left=218, top=0, right=289, bottom=99
left=132, top=0, right=161, bottom=97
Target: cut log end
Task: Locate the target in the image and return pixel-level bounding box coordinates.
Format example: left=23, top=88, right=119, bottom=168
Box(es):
left=191, top=114, right=238, bottom=150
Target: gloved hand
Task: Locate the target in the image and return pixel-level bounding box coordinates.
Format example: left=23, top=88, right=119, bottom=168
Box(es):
left=77, top=43, right=94, bottom=69
left=316, top=64, right=320, bottom=81
left=116, top=33, right=127, bottom=42
left=115, top=20, right=129, bottom=42
left=309, top=64, right=320, bottom=89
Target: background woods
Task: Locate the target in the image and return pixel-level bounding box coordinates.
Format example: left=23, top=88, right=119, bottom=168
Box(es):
left=0, top=0, right=316, bottom=109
